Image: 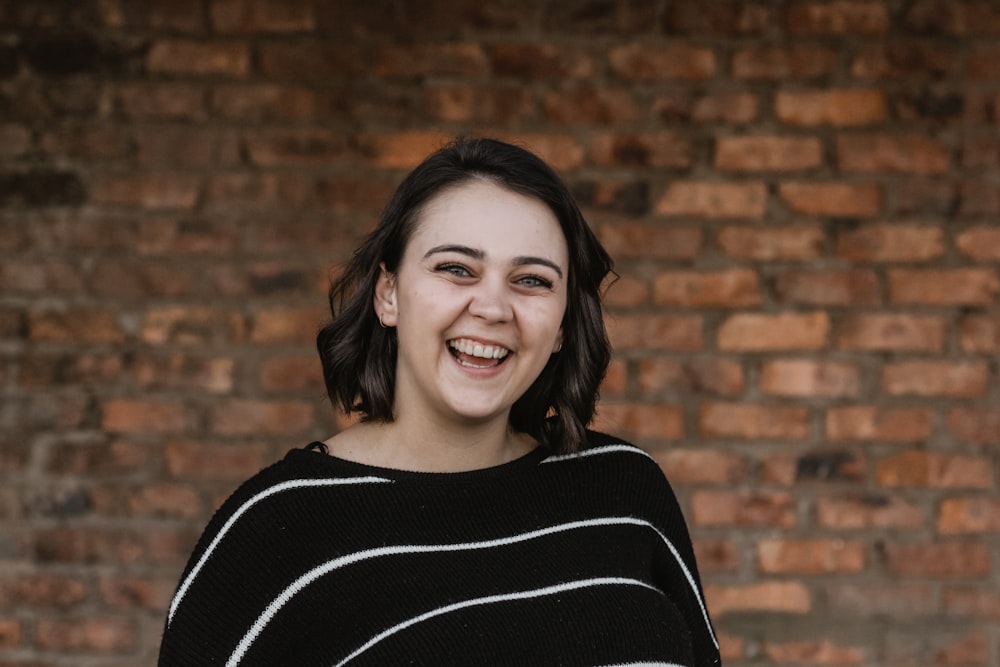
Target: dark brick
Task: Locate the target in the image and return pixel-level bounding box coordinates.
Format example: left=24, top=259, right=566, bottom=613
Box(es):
left=572, top=179, right=650, bottom=216
left=893, top=89, right=965, bottom=122
left=0, top=43, right=17, bottom=79
left=664, top=1, right=769, bottom=35
left=21, top=35, right=147, bottom=77
left=544, top=0, right=659, bottom=35
left=796, top=451, right=864, bottom=482
left=0, top=170, right=86, bottom=207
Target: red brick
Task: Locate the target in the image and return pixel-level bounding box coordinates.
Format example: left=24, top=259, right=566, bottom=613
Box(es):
left=27, top=307, right=125, bottom=344
left=653, top=449, right=748, bottom=485
left=1, top=260, right=84, bottom=293
left=876, top=451, right=993, bottom=489
left=39, top=123, right=130, bottom=161
left=211, top=84, right=320, bottom=122
left=836, top=223, right=945, bottom=262
left=0, top=124, right=30, bottom=157
left=99, top=575, right=176, bottom=610
left=353, top=131, right=453, bottom=169
left=956, top=225, right=1000, bottom=261
left=884, top=542, right=991, bottom=577
left=816, top=494, right=925, bottom=529
left=945, top=587, right=1000, bottom=619
left=827, top=582, right=934, bottom=617
left=785, top=1, right=889, bottom=34
left=211, top=0, right=315, bottom=32
left=250, top=305, right=326, bottom=344
left=602, top=273, right=650, bottom=307
left=589, top=132, right=694, bottom=168
left=731, top=45, right=837, bottom=79
left=605, top=313, right=703, bottom=351
left=89, top=482, right=201, bottom=519
left=19, top=351, right=125, bottom=388
left=717, top=225, right=824, bottom=261
left=905, top=1, right=1000, bottom=36
left=715, top=136, right=823, bottom=171
left=884, top=629, right=989, bottom=667
left=764, top=639, right=864, bottom=665
left=209, top=399, right=314, bottom=436
left=608, top=43, right=715, bottom=80
left=692, top=490, right=796, bottom=528
left=653, top=269, right=761, bottom=307
left=491, top=43, right=595, bottom=80
left=0, top=617, right=20, bottom=648
left=757, top=538, right=865, bottom=574
left=35, top=616, right=137, bottom=652
left=851, top=42, right=955, bottom=78
left=376, top=43, right=485, bottom=79
left=597, top=223, right=701, bottom=260
left=114, top=82, right=207, bottom=120
left=2, top=574, right=86, bottom=608
left=544, top=0, right=660, bottom=34
left=663, top=1, right=770, bottom=35
left=492, top=133, right=586, bottom=171
left=959, top=179, right=1000, bottom=216
left=592, top=403, right=684, bottom=442
left=967, top=45, right=1000, bottom=78
left=836, top=314, right=947, bottom=351
left=882, top=361, right=988, bottom=397
left=425, top=85, right=537, bottom=124
left=146, top=39, right=250, bottom=77
left=838, top=134, right=950, bottom=173
left=760, top=359, right=860, bottom=398
left=775, top=269, right=880, bottom=306
left=258, top=354, right=324, bottom=392
left=699, top=402, right=811, bottom=439
left=692, top=539, right=741, bottom=573
left=775, top=89, right=887, bottom=126
left=947, top=408, right=1000, bottom=444
left=650, top=91, right=760, bottom=124
left=244, top=128, right=350, bottom=167
left=826, top=406, right=933, bottom=442
left=164, top=440, right=270, bottom=480
left=655, top=181, right=767, bottom=218
left=134, top=126, right=240, bottom=167
left=89, top=260, right=195, bottom=300
left=99, top=0, right=204, bottom=31
left=718, top=312, right=829, bottom=351
left=542, top=87, right=641, bottom=124
left=962, top=134, right=1000, bottom=168
left=779, top=183, right=881, bottom=216
left=16, top=394, right=90, bottom=431
left=638, top=358, right=745, bottom=396
left=601, top=358, right=627, bottom=396
left=761, top=449, right=864, bottom=485
left=259, top=41, right=367, bottom=79
left=90, top=172, right=200, bottom=209
left=141, top=306, right=247, bottom=346
left=939, top=498, right=1000, bottom=534
left=705, top=581, right=810, bottom=615
left=101, top=398, right=199, bottom=434
left=46, top=439, right=152, bottom=476
left=889, top=268, right=999, bottom=305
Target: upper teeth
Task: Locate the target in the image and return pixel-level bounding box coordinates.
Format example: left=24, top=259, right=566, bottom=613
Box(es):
left=449, top=338, right=510, bottom=360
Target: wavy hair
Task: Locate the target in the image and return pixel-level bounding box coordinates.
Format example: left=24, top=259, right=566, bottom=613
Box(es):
left=316, top=137, right=613, bottom=454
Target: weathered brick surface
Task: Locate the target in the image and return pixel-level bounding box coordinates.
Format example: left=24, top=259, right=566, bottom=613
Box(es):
left=3, top=1, right=998, bottom=665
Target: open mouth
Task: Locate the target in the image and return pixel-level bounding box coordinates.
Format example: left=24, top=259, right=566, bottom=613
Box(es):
left=448, top=338, right=511, bottom=369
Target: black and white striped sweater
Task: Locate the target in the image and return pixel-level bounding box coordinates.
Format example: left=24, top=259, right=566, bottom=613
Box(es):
left=159, top=431, right=720, bottom=666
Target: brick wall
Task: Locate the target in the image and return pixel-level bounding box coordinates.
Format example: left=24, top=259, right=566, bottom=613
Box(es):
left=2, top=0, right=999, bottom=664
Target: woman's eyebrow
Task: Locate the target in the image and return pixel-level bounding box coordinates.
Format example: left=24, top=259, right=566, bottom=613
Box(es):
left=424, top=244, right=564, bottom=279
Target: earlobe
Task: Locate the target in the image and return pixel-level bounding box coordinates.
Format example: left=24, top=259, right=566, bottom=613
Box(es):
left=374, top=263, right=398, bottom=327
left=552, top=330, right=563, bottom=354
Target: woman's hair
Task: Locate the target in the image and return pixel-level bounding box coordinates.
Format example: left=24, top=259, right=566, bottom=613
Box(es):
left=316, top=137, right=614, bottom=454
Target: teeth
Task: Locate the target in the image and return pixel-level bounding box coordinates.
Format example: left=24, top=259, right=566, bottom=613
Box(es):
left=449, top=338, right=510, bottom=360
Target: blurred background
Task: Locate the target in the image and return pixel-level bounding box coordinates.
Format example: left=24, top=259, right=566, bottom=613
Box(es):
left=1, top=0, right=999, bottom=665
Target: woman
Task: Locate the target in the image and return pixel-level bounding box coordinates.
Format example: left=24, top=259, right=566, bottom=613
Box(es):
left=159, top=138, right=720, bottom=666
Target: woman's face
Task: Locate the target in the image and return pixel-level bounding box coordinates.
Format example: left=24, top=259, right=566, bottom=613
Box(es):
left=376, top=179, right=569, bottom=430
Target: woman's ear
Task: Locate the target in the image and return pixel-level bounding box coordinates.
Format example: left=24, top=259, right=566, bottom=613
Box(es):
left=374, top=263, right=398, bottom=327
left=552, top=328, right=563, bottom=354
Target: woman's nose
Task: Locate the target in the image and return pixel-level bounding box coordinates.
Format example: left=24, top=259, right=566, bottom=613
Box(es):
left=467, top=279, right=513, bottom=322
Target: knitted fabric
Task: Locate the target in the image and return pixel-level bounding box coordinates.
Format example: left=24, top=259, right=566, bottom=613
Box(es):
left=159, top=431, right=720, bottom=666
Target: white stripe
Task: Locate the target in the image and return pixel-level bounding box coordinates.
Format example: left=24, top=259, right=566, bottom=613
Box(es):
left=335, top=577, right=660, bottom=667
left=167, top=476, right=392, bottom=625
left=593, top=663, right=685, bottom=667
left=227, top=516, right=716, bottom=664
left=542, top=443, right=654, bottom=464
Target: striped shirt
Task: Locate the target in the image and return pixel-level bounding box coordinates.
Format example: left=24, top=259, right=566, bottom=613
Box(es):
left=159, top=431, right=720, bottom=666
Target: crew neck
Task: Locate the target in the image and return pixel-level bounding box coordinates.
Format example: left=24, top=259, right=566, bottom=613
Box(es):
left=288, top=442, right=551, bottom=482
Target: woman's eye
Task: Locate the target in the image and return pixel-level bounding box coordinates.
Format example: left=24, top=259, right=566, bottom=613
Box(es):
left=437, top=263, right=471, bottom=277
left=517, top=275, right=554, bottom=289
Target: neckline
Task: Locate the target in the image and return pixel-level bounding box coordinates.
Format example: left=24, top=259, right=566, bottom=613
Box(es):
left=290, top=442, right=551, bottom=482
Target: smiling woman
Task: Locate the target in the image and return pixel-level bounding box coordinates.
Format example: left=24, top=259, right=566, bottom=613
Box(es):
left=158, top=138, right=721, bottom=667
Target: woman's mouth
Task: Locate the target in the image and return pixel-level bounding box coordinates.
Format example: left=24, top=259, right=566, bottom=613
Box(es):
left=448, top=338, right=510, bottom=369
